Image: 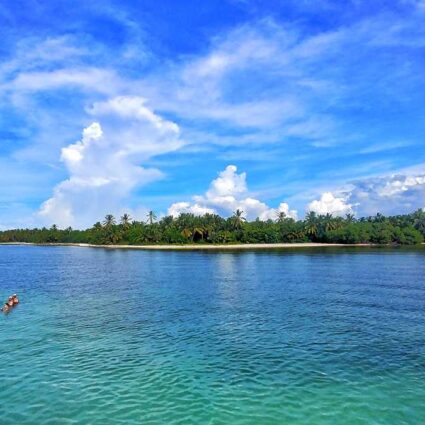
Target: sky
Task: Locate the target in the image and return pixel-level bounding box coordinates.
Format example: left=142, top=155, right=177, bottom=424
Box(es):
left=0, top=0, right=425, bottom=228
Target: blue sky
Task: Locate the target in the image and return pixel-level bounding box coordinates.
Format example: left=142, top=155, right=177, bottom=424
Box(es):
left=1, top=0, right=425, bottom=228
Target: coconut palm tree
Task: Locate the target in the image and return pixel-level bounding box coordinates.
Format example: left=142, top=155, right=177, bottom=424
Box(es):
left=147, top=210, right=157, bottom=225
left=305, top=211, right=317, bottom=223
left=203, top=224, right=213, bottom=241
left=305, top=223, right=318, bottom=237
left=345, top=213, right=355, bottom=223
left=160, top=215, right=174, bottom=227
left=93, top=222, right=103, bottom=230
left=231, top=209, right=246, bottom=229
left=104, top=228, right=121, bottom=244
left=181, top=228, right=192, bottom=239
left=120, top=213, right=132, bottom=229
left=323, top=213, right=338, bottom=232
left=287, top=230, right=304, bottom=241
left=103, top=214, right=116, bottom=227
left=374, top=212, right=385, bottom=223
left=304, top=211, right=318, bottom=237
left=192, top=226, right=205, bottom=241
left=276, top=211, right=287, bottom=223
left=413, top=209, right=425, bottom=236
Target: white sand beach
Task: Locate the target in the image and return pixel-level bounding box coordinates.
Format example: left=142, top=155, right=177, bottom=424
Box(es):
left=0, top=242, right=373, bottom=250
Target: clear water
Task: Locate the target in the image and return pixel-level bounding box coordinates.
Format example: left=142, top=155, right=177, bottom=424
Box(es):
left=1, top=246, right=425, bottom=424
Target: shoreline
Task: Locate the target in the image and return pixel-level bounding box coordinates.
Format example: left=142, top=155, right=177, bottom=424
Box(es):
left=0, top=242, right=380, bottom=250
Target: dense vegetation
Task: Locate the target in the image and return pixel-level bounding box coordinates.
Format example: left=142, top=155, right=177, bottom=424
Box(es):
left=1, top=209, right=424, bottom=246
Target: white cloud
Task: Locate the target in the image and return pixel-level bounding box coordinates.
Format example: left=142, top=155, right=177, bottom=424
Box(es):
left=375, top=174, right=425, bottom=197
left=205, top=164, right=247, bottom=197
left=307, top=192, right=353, bottom=216
left=168, top=165, right=297, bottom=220
left=135, top=12, right=425, bottom=154
left=88, top=96, right=179, bottom=136
left=38, top=96, right=184, bottom=228
left=7, top=68, right=120, bottom=94
left=136, top=21, right=333, bottom=138
left=2, top=12, right=425, bottom=230
left=0, top=36, right=89, bottom=78
left=167, top=202, right=215, bottom=217
left=347, top=173, right=425, bottom=216
left=307, top=171, right=425, bottom=218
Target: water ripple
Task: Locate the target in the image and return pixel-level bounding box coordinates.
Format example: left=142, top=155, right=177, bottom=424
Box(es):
left=1, top=246, right=425, bottom=424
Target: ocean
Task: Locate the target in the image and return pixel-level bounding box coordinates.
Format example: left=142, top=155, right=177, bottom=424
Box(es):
left=1, top=245, right=424, bottom=424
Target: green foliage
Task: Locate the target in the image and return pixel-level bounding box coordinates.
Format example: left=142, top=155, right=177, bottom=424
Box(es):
left=0, top=210, right=424, bottom=246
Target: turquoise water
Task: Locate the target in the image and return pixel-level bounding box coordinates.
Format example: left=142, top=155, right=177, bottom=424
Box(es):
left=1, top=246, right=425, bottom=424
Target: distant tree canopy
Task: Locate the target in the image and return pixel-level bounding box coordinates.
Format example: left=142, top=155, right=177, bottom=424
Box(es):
left=0, top=209, right=424, bottom=246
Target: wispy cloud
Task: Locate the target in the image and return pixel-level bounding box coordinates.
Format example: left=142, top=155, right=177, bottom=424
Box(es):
left=1, top=1, right=425, bottom=227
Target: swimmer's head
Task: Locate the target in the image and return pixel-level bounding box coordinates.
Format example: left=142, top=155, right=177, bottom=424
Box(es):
left=8, top=296, right=13, bottom=300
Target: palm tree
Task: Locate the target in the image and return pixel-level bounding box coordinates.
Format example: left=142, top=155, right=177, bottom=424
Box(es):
left=323, top=213, right=338, bottom=232
left=345, top=213, right=355, bottom=223
left=276, top=211, right=287, bottom=223
left=413, top=209, right=425, bottom=236
left=304, top=211, right=318, bottom=237
left=192, top=226, right=205, bottom=241
left=231, top=209, right=246, bottom=230
left=147, top=210, right=157, bottom=225
left=203, top=224, right=213, bottom=241
left=93, top=222, right=103, bottom=231
left=50, top=224, right=58, bottom=231
left=181, top=228, right=192, bottom=239
left=374, top=212, right=385, bottom=223
left=120, top=213, right=132, bottom=229
left=305, top=211, right=317, bottom=224
left=103, top=214, right=116, bottom=227
left=104, top=228, right=122, bottom=244
left=160, top=215, right=174, bottom=227
left=305, top=223, right=318, bottom=237
left=287, top=230, right=304, bottom=241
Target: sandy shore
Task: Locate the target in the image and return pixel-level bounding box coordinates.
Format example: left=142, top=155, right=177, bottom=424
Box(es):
left=0, top=242, right=374, bottom=250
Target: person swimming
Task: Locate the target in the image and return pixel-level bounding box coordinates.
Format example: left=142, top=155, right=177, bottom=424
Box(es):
left=12, top=294, right=19, bottom=305
left=7, top=297, right=14, bottom=307
left=1, top=303, right=10, bottom=313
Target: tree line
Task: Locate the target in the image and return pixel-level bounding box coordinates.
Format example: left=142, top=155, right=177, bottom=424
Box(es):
left=0, top=209, right=424, bottom=246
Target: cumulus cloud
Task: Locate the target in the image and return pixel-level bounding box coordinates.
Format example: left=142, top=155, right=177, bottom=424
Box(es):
left=167, top=202, right=215, bottom=217
left=3, top=10, right=425, bottom=230
left=347, top=173, right=425, bottom=216
left=167, top=165, right=297, bottom=220
left=307, top=192, right=353, bottom=216
left=38, top=96, right=184, bottom=228
left=308, top=172, right=425, bottom=217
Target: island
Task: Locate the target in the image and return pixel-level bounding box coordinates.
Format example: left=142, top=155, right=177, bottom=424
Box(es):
left=1, top=209, right=424, bottom=247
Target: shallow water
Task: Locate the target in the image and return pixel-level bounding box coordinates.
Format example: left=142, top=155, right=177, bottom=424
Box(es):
left=1, top=246, right=425, bottom=424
